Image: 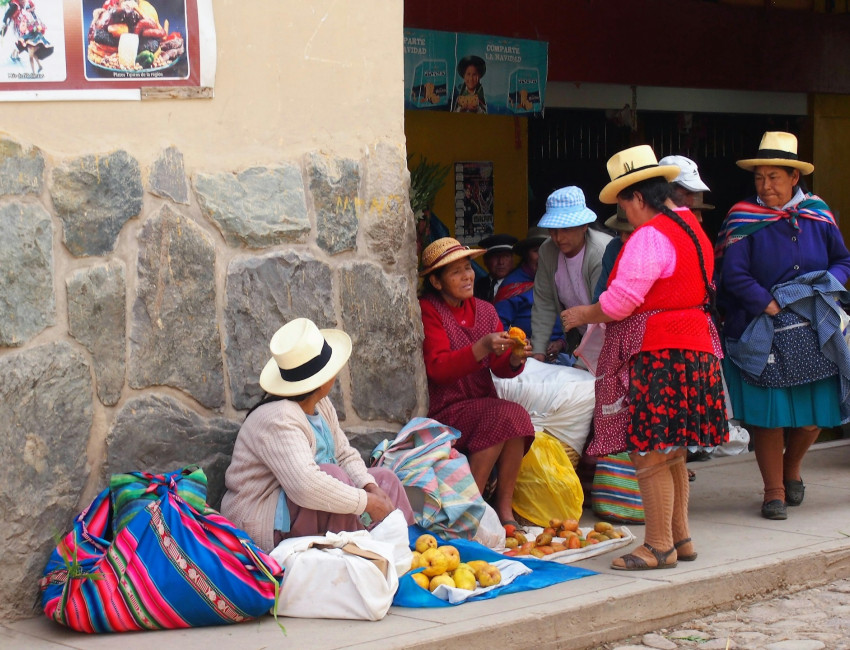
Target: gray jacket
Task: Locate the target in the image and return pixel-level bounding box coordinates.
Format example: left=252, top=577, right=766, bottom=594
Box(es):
left=530, top=228, right=612, bottom=353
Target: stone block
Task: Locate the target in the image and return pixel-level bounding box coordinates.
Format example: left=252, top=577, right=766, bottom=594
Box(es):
left=67, top=262, right=126, bottom=406
left=308, top=153, right=359, bottom=255
left=0, top=136, right=44, bottom=196
left=51, top=150, right=143, bottom=257
left=129, top=205, right=224, bottom=409
left=194, top=165, right=309, bottom=248
left=0, top=343, right=92, bottom=622
left=0, top=202, right=54, bottom=346
left=148, top=145, right=190, bottom=204
left=105, top=394, right=240, bottom=510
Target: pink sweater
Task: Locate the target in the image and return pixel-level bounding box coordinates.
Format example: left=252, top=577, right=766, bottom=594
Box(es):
left=220, top=397, right=376, bottom=552
left=599, top=224, right=676, bottom=320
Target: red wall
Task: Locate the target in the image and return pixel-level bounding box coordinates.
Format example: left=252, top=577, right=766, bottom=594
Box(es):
left=405, top=0, right=850, bottom=94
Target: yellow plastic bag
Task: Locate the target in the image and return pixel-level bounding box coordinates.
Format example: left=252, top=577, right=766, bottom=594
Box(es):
left=512, top=431, right=584, bottom=527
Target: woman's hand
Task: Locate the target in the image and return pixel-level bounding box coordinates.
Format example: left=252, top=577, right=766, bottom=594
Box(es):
left=510, top=341, right=532, bottom=368
left=544, top=338, right=566, bottom=363
left=764, top=299, right=781, bottom=316
left=561, top=305, right=589, bottom=332
left=363, top=483, right=394, bottom=524
left=472, top=331, right=512, bottom=361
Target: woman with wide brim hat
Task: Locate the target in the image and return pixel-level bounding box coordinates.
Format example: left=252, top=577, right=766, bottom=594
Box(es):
left=716, top=131, right=850, bottom=521
left=221, top=318, right=415, bottom=552
left=453, top=54, right=487, bottom=114
left=562, top=144, right=728, bottom=570
left=419, top=237, right=535, bottom=527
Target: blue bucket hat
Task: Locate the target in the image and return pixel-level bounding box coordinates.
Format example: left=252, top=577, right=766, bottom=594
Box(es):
left=536, top=186, right=597, bottom=229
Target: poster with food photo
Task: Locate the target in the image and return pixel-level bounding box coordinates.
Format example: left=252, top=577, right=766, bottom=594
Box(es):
left=0, top=0, right=67, bottom=83
left=82, top=0, right=187, bottom=79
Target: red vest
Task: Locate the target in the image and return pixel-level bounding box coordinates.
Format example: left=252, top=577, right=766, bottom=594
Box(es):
left=609, top=209, right=715, bottom=354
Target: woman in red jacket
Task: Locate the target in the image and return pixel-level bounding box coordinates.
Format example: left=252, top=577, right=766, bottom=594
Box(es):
left=419, top=237, right=535, bottom=526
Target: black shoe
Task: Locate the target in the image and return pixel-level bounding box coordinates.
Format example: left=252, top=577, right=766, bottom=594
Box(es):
left=784, top=479, right=805, bottom=506
left=761, top=499, right=787, bottom=520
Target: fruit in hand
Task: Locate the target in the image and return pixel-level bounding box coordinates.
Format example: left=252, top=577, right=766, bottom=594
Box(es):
left=429, top=573, right=455, bottom=591
left=411, top=572, right=430, bottom=589
left=438, top=545, right=460, bottom=572
left=420, top=547, right=449, bottom=577
left=452, top=567, right=477, bottom=591
left=415, top=533, right=438, bottom=553
left=508, top=326, right=528, bottom=351
left=475, top=563, right=502, bottom=587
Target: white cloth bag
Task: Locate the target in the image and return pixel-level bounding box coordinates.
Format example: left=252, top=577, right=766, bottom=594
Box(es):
left=269, top=511, right=409, bottom=621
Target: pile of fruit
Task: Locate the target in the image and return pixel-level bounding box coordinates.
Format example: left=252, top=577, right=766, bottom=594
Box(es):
left=503, top=519, right=624, bottom=557
left=407, top=534, right=502, bottom=592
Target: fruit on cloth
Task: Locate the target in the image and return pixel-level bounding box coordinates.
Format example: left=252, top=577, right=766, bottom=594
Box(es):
left=475, top=564, right=502, bottom=587
left=429, top=574, right=455, bottom=591
left=594, top=521, right=614, bottom=534
left=410, top=551, right=422, bottom=571
left=513, top=531, right=528, bottom=545
left=503, top=523, right=516, bottom=537
left=415, top=533, right=438, bottom=553
left=438, top=545, right=460, bottom=572
left=535, top=532, right=554, bottom=546
left=507, top=326, right=528, bottom=351
left=560, top=519, right=580, bottom=533
left=504, top=537, right=519, bottom=549
left=549, top=518, right=563, bottom=530
left=411, top=572, right=429, bottom=589
left=466, top=560, right=489, bottom=573
left=420, top=547, right=449, bottom=577
left=453, top=567, right=477, bottom=591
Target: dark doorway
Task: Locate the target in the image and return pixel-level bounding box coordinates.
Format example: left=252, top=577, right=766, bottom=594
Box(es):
left=528, top=108, right=808, bottom=243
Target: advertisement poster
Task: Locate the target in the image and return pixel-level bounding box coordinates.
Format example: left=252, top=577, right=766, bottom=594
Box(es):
left=454, top=161, right=493, bottom=246
left=0, top=0, right=214, bottom=100
left=404, top=28, right=547, bottom=116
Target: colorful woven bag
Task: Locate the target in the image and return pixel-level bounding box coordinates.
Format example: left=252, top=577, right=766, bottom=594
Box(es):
left=40, top=466, right=282, bottom=633
left=591, top=453, right=645, bottom=524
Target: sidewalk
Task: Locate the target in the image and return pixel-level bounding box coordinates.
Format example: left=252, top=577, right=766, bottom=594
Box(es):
left=3, top=440, right=849, bottom=650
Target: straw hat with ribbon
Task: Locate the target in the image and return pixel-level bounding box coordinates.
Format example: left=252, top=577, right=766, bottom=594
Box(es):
left=260, top=318, right=352, bottom=397
left=419, top=237, right=485, bottom=277
left=736, top=131, right=814, bottom=175
left=599, top=145, right=681, bottom=204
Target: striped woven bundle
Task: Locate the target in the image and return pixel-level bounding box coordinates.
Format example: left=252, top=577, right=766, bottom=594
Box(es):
left=110, top=466, right=209, bottom=532
left=371, top=417, right=485, bottom=539
left=40, top=467, right=281, bottom=633
left=591, top=453, right=645, bottom=524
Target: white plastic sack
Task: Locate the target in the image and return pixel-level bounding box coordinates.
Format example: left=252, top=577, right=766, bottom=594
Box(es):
left=493, top=358, right=595, bottom=454
left=713, top=423, right=750, bottom=457
left=471, top=501, right=506, bottom=549
left=270, top=525, right=400, bottom=620
left=368, top=509, right=414, bottom=579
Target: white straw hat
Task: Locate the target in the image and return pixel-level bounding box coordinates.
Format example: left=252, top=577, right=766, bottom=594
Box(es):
left=736, top=131, right=814, bottom=175
left=259, top=318, right=352, bottom=397
left=599, top=145, right=680, bottom=204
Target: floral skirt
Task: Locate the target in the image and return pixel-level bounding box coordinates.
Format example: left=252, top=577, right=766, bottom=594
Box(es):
left=627, top=349, right=728, bottom=453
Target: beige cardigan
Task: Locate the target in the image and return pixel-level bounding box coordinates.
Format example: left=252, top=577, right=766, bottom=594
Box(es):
left=220, top=397, right=376, bottom=552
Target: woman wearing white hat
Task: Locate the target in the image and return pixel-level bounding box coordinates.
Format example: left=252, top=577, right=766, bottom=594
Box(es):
left=221, top=318, right=414, bottom=552
left=716, top=131, right=850, bottom=521
left=419, top=237, right=535, bottom=528
left=561, top=145, right=727, bottom=570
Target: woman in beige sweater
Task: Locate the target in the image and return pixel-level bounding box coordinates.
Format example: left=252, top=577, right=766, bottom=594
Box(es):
left=221, top=318, right=414, bottom=552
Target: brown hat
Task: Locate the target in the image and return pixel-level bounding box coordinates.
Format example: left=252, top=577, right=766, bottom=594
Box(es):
left=513, top=227, right=548, bottom=255
left=420, top=237, right=485, bottom=277
left=603, top=206, right=635, bottom=233
left=690, top=192, right=714, bottom=211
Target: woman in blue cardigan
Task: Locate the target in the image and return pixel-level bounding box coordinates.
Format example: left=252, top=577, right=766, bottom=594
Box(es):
left=716, top=132, right=850, bottom=521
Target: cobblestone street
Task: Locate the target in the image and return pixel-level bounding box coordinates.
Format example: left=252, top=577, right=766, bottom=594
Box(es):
left=600, top=578, right=850, bottom=650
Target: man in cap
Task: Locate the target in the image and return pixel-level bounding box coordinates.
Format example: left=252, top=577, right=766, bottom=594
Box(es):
left=658, top=154, right=711, bottom=211
left=473, top=233, right=518, bottom=302
left=494, top=227, right=564, bottom=348
left=530, top=186, right=611, bottom=362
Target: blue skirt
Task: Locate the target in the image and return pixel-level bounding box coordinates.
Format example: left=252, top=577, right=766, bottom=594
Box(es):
left=722, top=357, right=841, bottom=429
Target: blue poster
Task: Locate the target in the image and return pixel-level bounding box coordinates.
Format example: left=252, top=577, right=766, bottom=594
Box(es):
left=404, top=29, right=548, bottom=116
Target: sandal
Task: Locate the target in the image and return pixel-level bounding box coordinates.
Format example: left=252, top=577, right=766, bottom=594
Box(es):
left=674, top=537, right=698, bottom=561
left=688, top=469, right=696, bottom=482
left=611, top=542, right=678, bottom=571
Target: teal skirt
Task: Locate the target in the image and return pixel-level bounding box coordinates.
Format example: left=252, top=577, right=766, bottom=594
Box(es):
left=722, top=357, right=841, bottom=429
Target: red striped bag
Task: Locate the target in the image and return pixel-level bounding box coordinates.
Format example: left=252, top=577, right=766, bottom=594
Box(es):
left=591, top=453, right=644, bottom=524
left=39, top=467, right=282, bottom=633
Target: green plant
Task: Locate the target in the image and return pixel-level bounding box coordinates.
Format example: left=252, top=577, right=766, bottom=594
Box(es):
left=408, top=154, right=451, bottom=216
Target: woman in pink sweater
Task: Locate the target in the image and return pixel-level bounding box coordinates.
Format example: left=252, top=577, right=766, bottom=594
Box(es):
left=562, top=146, right=727, bottom=571
left=221, top=318, right=414, bottom=552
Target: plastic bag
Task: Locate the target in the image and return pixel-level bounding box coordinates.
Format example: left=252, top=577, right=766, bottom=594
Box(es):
left=472, top=501, right=506, bottom=549
left=512, top=432, right=584, bottom=527
left=574, top=323, right=606, bottom=376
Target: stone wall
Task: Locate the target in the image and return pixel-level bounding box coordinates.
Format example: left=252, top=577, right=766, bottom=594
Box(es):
left=0, top=135, right=426, bottom=621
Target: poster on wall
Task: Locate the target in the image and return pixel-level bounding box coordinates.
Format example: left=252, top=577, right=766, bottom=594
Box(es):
left=404, top=28, right=547, bottom=116
left=454, top=161, right=493, bottom=246
left=0, top=0, right=215, bottom=101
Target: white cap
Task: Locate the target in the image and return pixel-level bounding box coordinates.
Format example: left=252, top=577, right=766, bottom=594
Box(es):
left=658, top=155, right=710, bottom=193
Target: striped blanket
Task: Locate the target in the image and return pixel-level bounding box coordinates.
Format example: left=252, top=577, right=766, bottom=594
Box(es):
left=371, top=417, right=485, bottom=539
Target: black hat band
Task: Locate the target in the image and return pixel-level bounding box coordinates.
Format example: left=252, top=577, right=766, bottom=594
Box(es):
left=753, top=148, right=799, bottom=161
left=279, top=340, right=332, bottom=383
left=615, top=162, right=662, bottom=181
